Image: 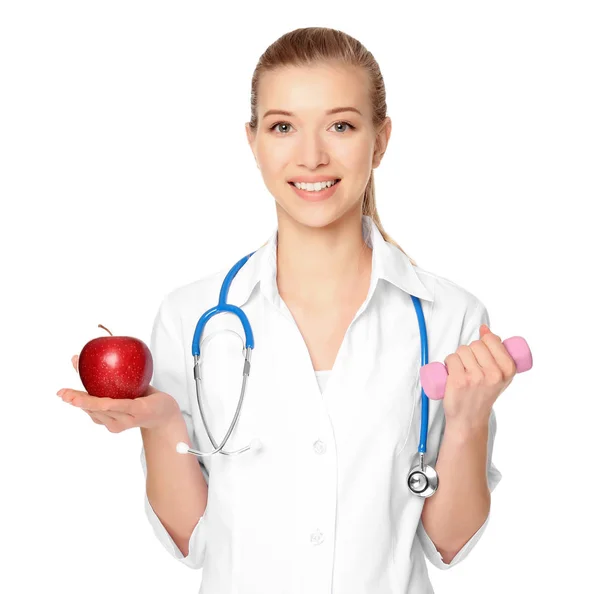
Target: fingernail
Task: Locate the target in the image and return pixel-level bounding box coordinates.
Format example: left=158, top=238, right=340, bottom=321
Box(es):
left=57, top=389, right=65, bottom=396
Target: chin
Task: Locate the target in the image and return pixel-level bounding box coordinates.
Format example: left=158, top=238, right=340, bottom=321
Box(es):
left=282, top=207, right=347, bottom=230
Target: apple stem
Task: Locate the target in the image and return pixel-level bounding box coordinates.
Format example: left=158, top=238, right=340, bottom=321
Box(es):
left=98, top=324, right=113, bottom=336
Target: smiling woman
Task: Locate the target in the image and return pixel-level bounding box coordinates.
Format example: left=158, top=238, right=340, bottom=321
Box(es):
left=244, top=29, right=418, bottom=268
left=138, top=25, right=504, bottom=594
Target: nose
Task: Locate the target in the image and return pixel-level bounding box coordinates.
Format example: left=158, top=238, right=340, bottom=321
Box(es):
left=295, top=131, right=330, bottom=170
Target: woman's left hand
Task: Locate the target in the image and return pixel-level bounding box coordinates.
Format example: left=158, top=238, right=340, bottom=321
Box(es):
left=442, top=324, right=517, bottom=431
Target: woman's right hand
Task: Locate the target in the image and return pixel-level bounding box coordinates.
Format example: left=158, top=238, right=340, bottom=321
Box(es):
left=57, top=355, right=182, bottom=433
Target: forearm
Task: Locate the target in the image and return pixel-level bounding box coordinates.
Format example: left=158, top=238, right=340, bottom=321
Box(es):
left=420, top=418, right=491, bottom=563
left=141, top=412, right=208, bottom=557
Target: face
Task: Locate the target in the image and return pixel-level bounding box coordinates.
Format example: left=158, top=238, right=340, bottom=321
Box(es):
left=246, top=63, right=391, bottom=228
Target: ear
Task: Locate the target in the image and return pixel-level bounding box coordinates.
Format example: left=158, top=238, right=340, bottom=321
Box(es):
left=245, top=121, right=254, bottom=145
left=245, top=122, right=259, bottom=168
left=372, top=117, right=392, bottom=169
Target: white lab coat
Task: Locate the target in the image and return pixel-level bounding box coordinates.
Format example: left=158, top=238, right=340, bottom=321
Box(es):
left=140, top=215, right=502, bottom=594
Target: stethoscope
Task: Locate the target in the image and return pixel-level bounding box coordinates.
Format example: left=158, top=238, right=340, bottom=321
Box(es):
left=175, top=252, right=439, bottom=498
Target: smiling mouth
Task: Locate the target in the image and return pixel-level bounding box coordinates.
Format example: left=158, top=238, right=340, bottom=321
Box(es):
left=287, top=179, right=341, bottom=188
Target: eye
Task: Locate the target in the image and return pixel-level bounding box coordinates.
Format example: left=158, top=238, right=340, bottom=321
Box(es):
left=268, top=121, right=356, bottom=135
left=331, top=121, right=356, bottom=133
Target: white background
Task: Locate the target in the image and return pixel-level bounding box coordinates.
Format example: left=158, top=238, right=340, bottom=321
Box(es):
left=2, top=1, right=598, bottom=592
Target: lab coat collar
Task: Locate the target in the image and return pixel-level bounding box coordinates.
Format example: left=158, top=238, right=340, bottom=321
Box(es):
left=227, top=215, right=434, bottom=308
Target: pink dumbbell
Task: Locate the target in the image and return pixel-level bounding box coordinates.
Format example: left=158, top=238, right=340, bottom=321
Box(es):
left=419, top=336, right=532, bottom=400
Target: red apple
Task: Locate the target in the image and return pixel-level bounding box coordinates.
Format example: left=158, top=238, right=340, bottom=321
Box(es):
left=78, top=324, right=153, bottom=399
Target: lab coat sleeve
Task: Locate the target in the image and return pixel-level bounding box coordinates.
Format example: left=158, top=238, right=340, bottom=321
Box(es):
left=140, top=291, right=209, bottom=569
left=417, top=298, right=503, bottom=570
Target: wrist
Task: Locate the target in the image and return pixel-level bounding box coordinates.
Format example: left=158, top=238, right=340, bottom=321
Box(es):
left=141, top=407, right=186, bottom=440
left=444, top=416, right=490, bottom=442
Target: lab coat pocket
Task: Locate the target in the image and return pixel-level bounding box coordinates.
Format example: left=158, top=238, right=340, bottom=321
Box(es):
left=379, top=365, right=420, bottom=459
left=362, top=345, right=421, bottom=458
left=335, top=357, right=419, bottom=465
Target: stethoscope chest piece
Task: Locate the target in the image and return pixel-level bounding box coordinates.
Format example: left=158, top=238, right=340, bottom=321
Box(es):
left=407, top=452, right=439, bottom=498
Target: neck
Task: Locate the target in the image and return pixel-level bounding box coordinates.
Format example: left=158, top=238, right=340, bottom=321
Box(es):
left=275, top=206, right=373, bottom=308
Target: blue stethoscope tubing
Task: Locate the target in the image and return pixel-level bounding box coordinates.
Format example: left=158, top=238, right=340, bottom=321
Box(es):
left=179, top=252, right=439, bottom=498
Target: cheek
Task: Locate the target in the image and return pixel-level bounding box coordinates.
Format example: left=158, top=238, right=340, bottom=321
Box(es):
left=338, top=147, right=375, bottom=184
left=256, top=138, right=293, bottom=169
left=337, top=142, right=369, bottom=161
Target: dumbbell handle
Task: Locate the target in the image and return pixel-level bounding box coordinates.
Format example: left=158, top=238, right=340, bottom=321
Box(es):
left=419, top=336, right=532, bottom=400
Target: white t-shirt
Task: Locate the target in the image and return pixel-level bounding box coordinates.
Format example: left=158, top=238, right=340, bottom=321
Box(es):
left=315, top=369, right=332, bottom=394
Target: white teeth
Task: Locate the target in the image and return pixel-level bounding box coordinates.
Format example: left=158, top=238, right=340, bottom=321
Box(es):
left=292, top=179, right=339, bottom=191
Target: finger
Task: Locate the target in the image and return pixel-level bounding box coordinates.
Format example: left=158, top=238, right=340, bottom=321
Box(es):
left=456, top=343, right=486, bottom=374
left=469, top=340, right=503, bottom=377
left=87, top=412, right=105, bottom=425
left=479, top=335, right=517, bottom=378
left=58, top=388, right=88, bottom=403
left=72, top=355, right=79, bottom=372
left=444, top=352, right=466, bottom=379
left=58, top=389, right=134, bottom=416
left=83, top=409, right=117, bottom=423
left=86, top=410, right=129, bottom=425
left=80, top=396, right=135, bottom=416
left=85, top=410, right=130, bottom=432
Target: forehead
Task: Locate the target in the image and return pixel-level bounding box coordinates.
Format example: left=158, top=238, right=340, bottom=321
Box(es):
left=258, top=63, right=370, bottom=118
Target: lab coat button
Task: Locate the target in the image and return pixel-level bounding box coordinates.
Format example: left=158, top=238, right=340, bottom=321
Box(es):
left=310, top=529, right=324, bottom=545
left=313, top=440, right=326, bottom=454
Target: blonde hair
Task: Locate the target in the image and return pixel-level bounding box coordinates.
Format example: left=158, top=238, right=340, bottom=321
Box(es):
left=248, top=26, right=417, bottom=267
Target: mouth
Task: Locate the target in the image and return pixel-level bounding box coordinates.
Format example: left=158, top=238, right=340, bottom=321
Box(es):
left=287, top=178, right=342, bottom=202
left=287, top=178, right=341, bottom=190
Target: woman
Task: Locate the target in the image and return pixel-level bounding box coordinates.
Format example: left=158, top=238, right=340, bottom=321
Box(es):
left=58, top=26, right=513, bottom=594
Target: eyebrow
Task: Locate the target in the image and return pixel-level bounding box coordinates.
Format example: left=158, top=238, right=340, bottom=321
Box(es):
left=262, top=106, right=363, bottom=119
